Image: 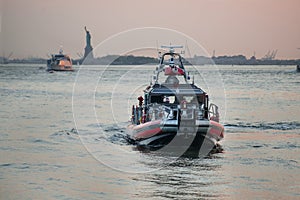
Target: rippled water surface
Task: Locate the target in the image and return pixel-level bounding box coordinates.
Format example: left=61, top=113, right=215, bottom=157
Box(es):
left=0, top=64, right=299, bottom=199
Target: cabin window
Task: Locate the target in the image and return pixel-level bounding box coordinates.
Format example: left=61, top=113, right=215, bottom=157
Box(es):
left=163, top=95, right=176, bottom=104
left=180, top=95, right=200, bottom=104
left=181, top=96, right=194, bottom=103
left=150, top=96, right=163, bottom=103
left=150, top=95, right=178, bottom=104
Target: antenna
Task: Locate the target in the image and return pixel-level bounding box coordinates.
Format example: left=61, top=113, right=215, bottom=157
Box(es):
left=185, top=40, right=191, bottom=58
left=156, top=40, right=162, bottom=59
left=161, top=45, right=183, bottom=53
left=59, top=45, right=63, bottom=54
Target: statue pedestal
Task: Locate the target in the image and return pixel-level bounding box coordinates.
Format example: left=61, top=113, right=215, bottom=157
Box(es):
left=84, top=45, right=94, bottom=60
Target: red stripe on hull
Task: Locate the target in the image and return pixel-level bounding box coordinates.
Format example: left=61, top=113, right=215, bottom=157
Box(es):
left=209, top=121, right=224, bottom=140
left=136, top=127, right=162, bottom=140
left=128, top=120, right=162, bottom=140
left=128, top=120, right=224, bottom=142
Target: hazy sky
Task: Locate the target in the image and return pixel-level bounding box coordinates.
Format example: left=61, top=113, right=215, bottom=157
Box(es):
left=0, top=0, right=299, bottom=59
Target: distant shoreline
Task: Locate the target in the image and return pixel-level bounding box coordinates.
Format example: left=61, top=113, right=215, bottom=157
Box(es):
left=1, top=54, right=300, bottom=65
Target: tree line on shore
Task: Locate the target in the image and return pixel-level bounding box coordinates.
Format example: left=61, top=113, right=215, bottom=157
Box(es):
left=1, top=54, right=299, bottom=65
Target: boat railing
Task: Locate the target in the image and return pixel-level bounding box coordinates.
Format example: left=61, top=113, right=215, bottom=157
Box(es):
left=208, top=103, right=220, bottom=122
left=132, top=101, right=208, bottom=124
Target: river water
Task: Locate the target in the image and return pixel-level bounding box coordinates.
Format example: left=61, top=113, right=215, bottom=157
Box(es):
left=0, top=64, right=299, bottom=199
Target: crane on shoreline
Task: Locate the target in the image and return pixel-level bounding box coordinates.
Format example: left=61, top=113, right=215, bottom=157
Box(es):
left=262, top=50, right=277, bottom=60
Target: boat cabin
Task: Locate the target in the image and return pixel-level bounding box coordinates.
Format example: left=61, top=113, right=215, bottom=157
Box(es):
left=143, top=82, right=209, bottom=121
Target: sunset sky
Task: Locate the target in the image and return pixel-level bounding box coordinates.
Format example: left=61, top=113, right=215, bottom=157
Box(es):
left=0, top=0, right=300, bottom=59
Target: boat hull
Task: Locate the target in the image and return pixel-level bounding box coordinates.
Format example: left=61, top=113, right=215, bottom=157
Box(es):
left=126, top=119, right=224, bottom=157
left=47, top=64, right=74, bottom=71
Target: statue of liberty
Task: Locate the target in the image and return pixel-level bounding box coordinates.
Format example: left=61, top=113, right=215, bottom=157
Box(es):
left=83, top=26, right=94, bottom=60
left=85, top=26, right=91, bottom=47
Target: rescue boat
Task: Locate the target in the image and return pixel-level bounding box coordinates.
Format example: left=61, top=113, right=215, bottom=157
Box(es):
left=47, top=48, right=73, bottom=72
left=126, top=45, right=224, bottom=157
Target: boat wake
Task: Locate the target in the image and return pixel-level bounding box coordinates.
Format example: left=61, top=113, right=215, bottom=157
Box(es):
left=102, top=124, right=129, bottom=146
left=224, top=121, right=300, bottom=131
left=50, top=128, right=80, bottom=143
